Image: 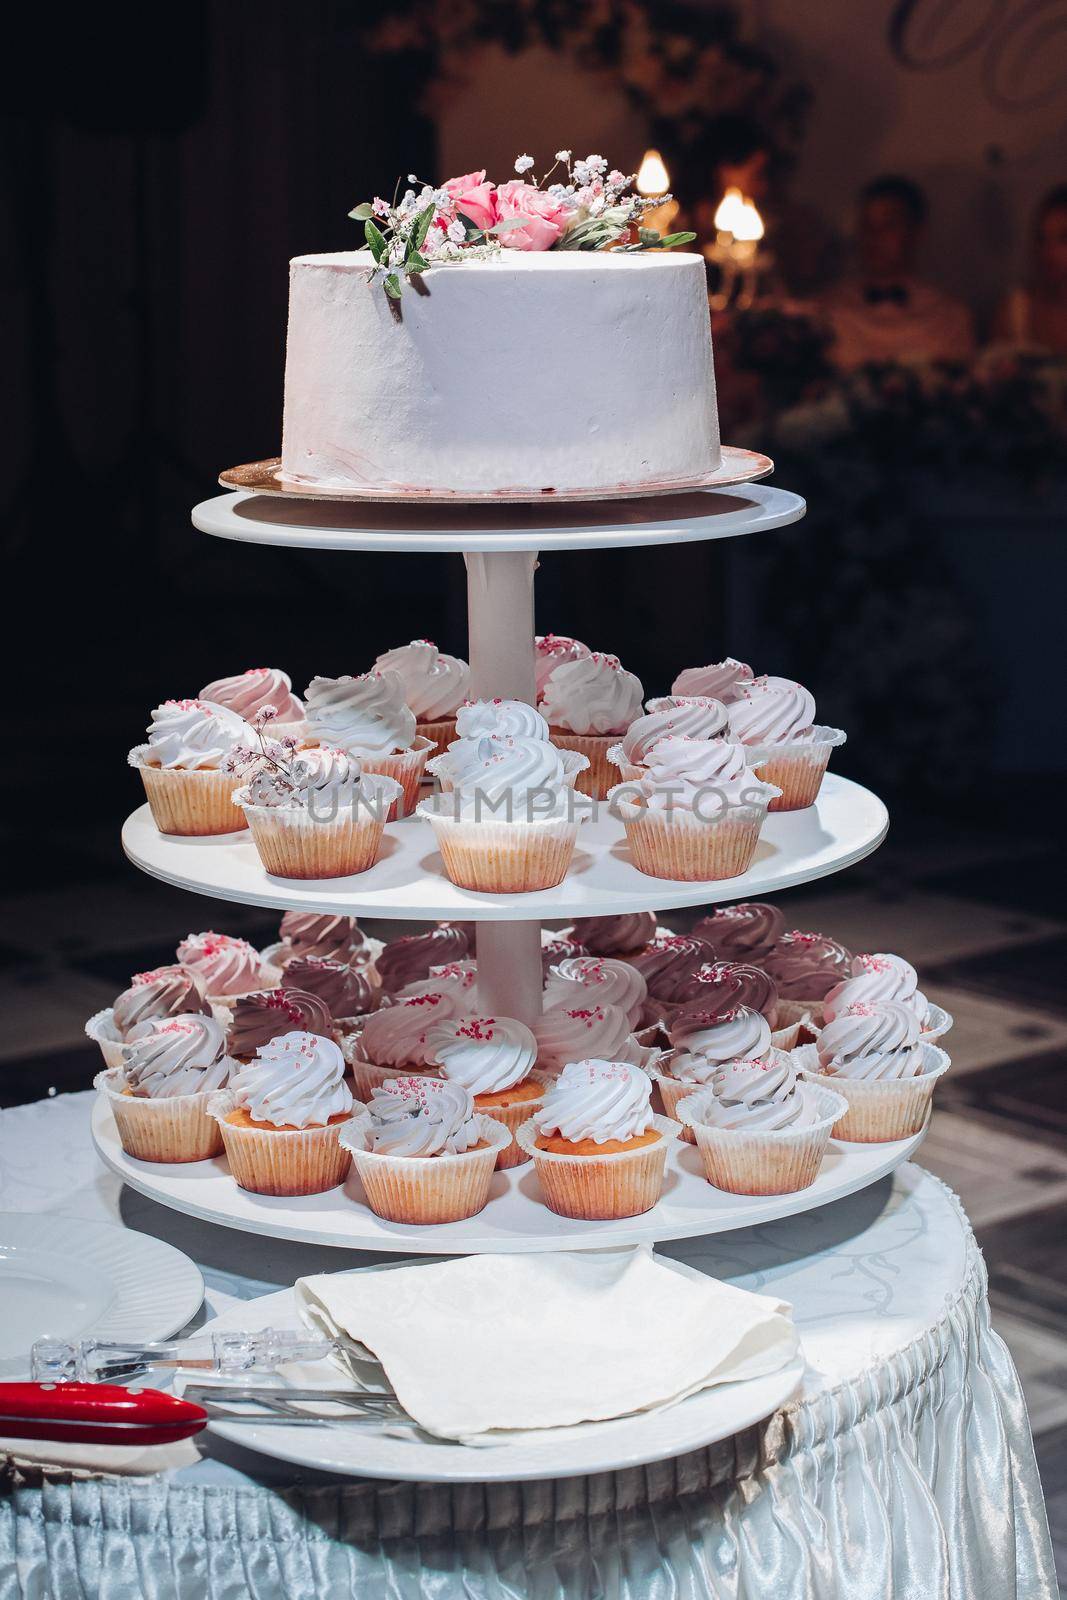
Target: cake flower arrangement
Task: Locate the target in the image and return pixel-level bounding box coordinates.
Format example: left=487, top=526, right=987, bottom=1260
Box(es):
left=350, top=152, right=696, bottom=299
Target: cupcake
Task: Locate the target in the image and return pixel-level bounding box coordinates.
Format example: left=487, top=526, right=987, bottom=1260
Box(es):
left=303, top=671, right=432, bottom=818
left=653, top=1007, right=772, bottom=1135
left=761, top=930, right=853, bottom=1028
left=426, top=1014, right=543, bottom=1168
left=417, top=736, right=586, bottom=893
left=209, top=1030, right=355, bottom=1195
left=429, top=718, right=590, bottom=793
left=671, top=658, right=755, bottom=703
left=341, top=1077, right=509, bottom=1224
left=232, top=745, right=400, bottom=880
left=668, top=962, right=781, bottom=1033
left=540, top=935, right=590, bottom=977
left=393, top=960, right=480, bottom=1007
left=344, top=989, right=462, bottom=1101
left=610, top=736, right=779, bottom=882
left=515, top=1059, right=677, bottom=1219
left=690, top=901, right=786, bottom=966
left=374, top=640, right=471, bottom=757
left=564, top=912, right=658, bottom=962
left=534, top=633, right=590, bottom=697
left=226, top=989, right=336, bottom=1063
left=199, top=667, right=306, bottom=742
left=726, top=676, right=846, bottom=812
left=276, top=911, right=373, bottom=968
left=128, top=698, right=252, bottom=836
left=630, top=934, right=713, bottom=1018
left=543, top=956, right=647, bottom=1028
left=282, top=957, right=379, bottom=1028
left=95, top=1013, right=234, bottom=1163
left=375, top=926, right=471, bottom=994
left=177, top=931, right=280, bottom=1006
left=799, top=1000, right=951, bottom=1142
left=608, top=697, right=727, bottom=783
left=86, top=965, right=211, bottom=1069
left=533, top=999, right=657, bottom=1075
left=454, top=698, right=550, bottom=742
left=540, top=652, right=644, bottom=798
left=676, top=1055, right=845, bottom=1195
left=822, top=953, right=952, bottom=1042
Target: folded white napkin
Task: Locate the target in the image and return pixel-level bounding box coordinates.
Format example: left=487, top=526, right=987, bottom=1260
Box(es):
left=295, top=1247, right=798, bottom=1443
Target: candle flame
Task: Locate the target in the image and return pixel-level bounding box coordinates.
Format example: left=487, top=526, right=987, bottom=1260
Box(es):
left=713, top=187, right=746, bottom=234
left=732, top=199, right=765, bottom=243
left=636, top=149, right=670, bottom=197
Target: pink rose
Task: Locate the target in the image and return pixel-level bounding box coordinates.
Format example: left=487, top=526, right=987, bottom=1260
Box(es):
left=494, top=180, right=569, bottom=251
left=443, top=170, right=498, bottom=233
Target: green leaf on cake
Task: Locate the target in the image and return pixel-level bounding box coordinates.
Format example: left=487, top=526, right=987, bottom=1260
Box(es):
left=658, top=231, right=697, bottom=248
left=406, top=251, right=430, bottom=273
left=349, top=203, right=374, bottom=221
left=383, top=273, right=403, bottom=299
left=412, top=206, right=435, bottom=250
left=365, top=220, right=387, bottom=263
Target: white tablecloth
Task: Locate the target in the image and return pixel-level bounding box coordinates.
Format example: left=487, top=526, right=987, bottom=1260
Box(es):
left=0, top=1092, right=1056, bottom=1599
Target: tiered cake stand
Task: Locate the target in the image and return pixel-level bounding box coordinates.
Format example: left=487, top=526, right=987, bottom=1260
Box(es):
left=95, top=466, right=913, bottom=1253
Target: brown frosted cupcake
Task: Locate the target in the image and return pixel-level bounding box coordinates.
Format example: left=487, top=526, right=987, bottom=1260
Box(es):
left=373, top=640, right=471, bottom=758
left=282, top=957, right=379, bottom=1028
left=95, top=1013, right=235, bottom=1162
left=540, top=651, right=645, bottom=799
left=129, top=698, right=253, bottom=835
left=761, top=930, right=853, bottom=1028
left=226, top=988, right=336, bottom=1063
left=690, top=901, right=786, bottom=967
left=562, top=913, right=658, bottom=963
left=425, top=1014, right=544, bottom=1169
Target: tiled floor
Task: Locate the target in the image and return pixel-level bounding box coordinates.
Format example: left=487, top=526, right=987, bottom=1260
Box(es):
left=3, top=816, right=1065, bottom=1586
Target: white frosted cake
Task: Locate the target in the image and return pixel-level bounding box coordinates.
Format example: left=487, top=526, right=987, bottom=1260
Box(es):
left=280, top=252, right=720, bottom=496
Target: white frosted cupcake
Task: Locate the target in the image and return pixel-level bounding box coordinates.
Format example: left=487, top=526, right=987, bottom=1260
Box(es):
left=535, top=634, right=591, bottom=697
left=303, top=671, right=433, bottom=818
left=209, top=1030, right=356, bottom=1195
left=425, top=1014, right=543, bottom=1169
left=653, top=1007, right=773, bottom=1139
left=177, top=931, right=282, bottom=1007
left=86, top=964, right=213, bottom=1069
left=199, top=667, right=307, bottom=742
left=797, top=1000, right=951, bottom=1142
left=543, top=955, right=648, bottom=1028
left=533, top=998, right=659, bottom=1076
left=677, top=1055, right=845, bottom=1195
left=428, top=706, right=589, bottom=793
left=374, top=639, right=471, bottom=756
left=128, top=698, right=253, bottom=835
left=607, top=696, right=728, bottom=783
left=670, top=659, right=755, bottom=703
left=342, top=1077, right=509, bottom=1224
left=610, top=736, right=779, bottom=882
left=95, top=1013, right=235, bottom=1162
left=822, top=953, right=952, bottom=1042
left=540, top=651, right=644, bottom=798
left=233, top=745, right=400, bottom=879
left=343, top=989, right=463, bottom=1101
left=515, top=1059, right=678, bottom=1220
left=727, top=676, right=846, bottom=812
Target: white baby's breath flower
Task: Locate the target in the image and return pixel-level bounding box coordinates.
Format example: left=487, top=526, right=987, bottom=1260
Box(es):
left=432, top=187, right=450, bottom=209
left=514, top=153, right=535, bottom=174
left=555, top=149, right=571, bottom=162
left=407, top=173, right=418, bottom=182
left=447, top=218, right=466, bottom=243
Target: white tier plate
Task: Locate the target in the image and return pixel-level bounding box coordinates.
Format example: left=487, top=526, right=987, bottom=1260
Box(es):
left=90, top=1097, right=926, bottom=1255
left=121, top=774, right=887, bottom=922
left=192, top=481, right=804, bottom=553
left=195, top=1267, right=805, bottom=1482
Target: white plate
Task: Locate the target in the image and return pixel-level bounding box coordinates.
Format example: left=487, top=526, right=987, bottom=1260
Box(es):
left=91, top=1096, right=926, bottom=1254
left=198, top=1263, right=805, bottom=1482
left=0, top=1212, right=204, bottom=1378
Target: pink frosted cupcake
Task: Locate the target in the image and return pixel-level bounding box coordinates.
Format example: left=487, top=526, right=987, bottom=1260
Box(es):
left=533, top=998, right=658, bottom=1076
left=543, top=955, right=647, bottom=1028
left=653, top=1007, right=774, bottom=1137
left=608, top=697, right=727, bottom=783
left=822, top=952, right=952, bottom=1042
left=303, top=671, right=432, bottom=818
left=373, top=640, right=470, bottom=757
left=209, top=1030, right=355, bottom=1195
left=343, top=989, right=463, bottom=1101
left=129, top=698, right=252, bottom=835
left=761, top=930, right=853, bottom=1028
left=610, top=736, right=779, bottom=882
left=95, top=1013, right=235, bottom=1163
left=727, top=676, right=846, bottom=812
left=690, top=901, right=786, bottom=967
left=515, top=1059, right=678, bottom=1220
left=232, top=745, right=400, bottom=879
left=677, top=1055, right=845, bottom=1195
left=199, top=667, right=306, bottom=742
left=797, top=1000, right=951, bottom=1142
left=341, top=1077, right=509, bottom=1224
left=540, top=651, right=644, bottom=799
left=177, top=932, right=281, bottom=1006
left=86, top=965, right=212, bottom=1069
left=426, top=1014, right=544, bottom=1168
left=534, top=633, right=591, bottom=697
left=671, top=658, right=755, bottom=702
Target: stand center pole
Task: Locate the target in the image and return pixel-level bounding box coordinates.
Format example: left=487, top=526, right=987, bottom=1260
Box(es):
left=464, top=550, right=539, bottom=703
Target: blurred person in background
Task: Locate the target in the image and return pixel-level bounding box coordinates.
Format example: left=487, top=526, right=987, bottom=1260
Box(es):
left=991, top=185, right=1067, bottom=355
left=822, top=175, right=975, bottom=370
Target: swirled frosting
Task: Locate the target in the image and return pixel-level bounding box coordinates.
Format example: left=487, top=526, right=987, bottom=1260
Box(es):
left=616, top=699, right=728, bottom=766
left=700, top=1054, right=815, bottom=1131
left=540, top=936, right=590, bottom=977
left=670, top=962, right=779, bottom=1023
left=762, top=931, right=853, bottom=1000
left=543, top=956, right=648, bottom=1027
left=631, top=935, right=712, bottom=1003
left=227, top=989, right=334, bottom=1059
left=628, top=736, right=772, bottom=812
left=540, top=653, right=644, bottom=736
left=691, top=902, right=785, bottom=964
left=426, top=1015, right=537, bottom=1095
left=304, top=671, right=416, bottom=756
left=533, top=1001, right=648, bottom=1073
left=665, top=1007, right=772, bottom=1083
left=357, top=989, right=466, bottom=1066
left=366, top=1077, right=480, bottom=1156
left=534, top=634, right=591, bottom=697
left=815, top=1001, right=925, bottom=1081
left=534, top=1059, right=655, bottom=1144
left=430, top=733, right=575, bottom=810
left=120, top=1014, right=231, bottom=1098
left=566, top=913, right=657, bottom=957
left=726, top=676, right=817, bottom=747
left=283, top=956, right=376, bottom=1019
left=671, top=659, right=754, bottom=703
left=822, top=953, right=929, bottom=1026
left=228, top=1030, right=353, bottom=1127
left=199, top=668, right=304, bottom=725
left=395, top=960, right=479, bottom=1006
left=177, top=932, right=266, bottom=996
left=376, top=926, right=471, bottom=993
left=455, top=698, right=549, bottom=742
left=112, top=966, right=210, bottom=1038
left=139, top=699, right=250, bottom=770
left=279, top=913, right=370, bottom=966
left=243, top=746, right=365, bottom=812
left=374, top=640, right=470, bottom=719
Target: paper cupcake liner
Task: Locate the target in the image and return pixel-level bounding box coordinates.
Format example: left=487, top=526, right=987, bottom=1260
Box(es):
left=417, top=803, right=580, bottom=893
left=208, top=1090, right=356, bottom=1195
left=359, top=736, right=434, bottom=820
left=95, top=1070, right=224, bottom=1163
left=202, top=961, right=285, bottom=1010
left=473, top=1079, right=548, bottom=1169
left=616, top=804, right=771, bottom=883
left=770, top=1017, right=805, bottom=1051
left=922, top=1003, right=954, bottom=1042
left=130, top=751, right=246, bottom=837
left=651, top=1071, right=707, bottom=1142
left=340, top=1114, right=510, bottom=1223
left=747, top=728, right=847, bottom=813
left=343, top=1051, right=440, bottom=1104
left=774, top=998, right=826, bottom=1029
left=514, top=1114, right=679, bottom=1220
left=548, top=730, right=621, bottom=799
left=85, top=1010, right=126, bottom=1071
left=677, top=1082, right=847, bottom=1195
left=415, top=717, right=457, bottom=759
left=238, top=801, right=386, bottom=880
left=796, top=1041, right=950, bottom=1142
